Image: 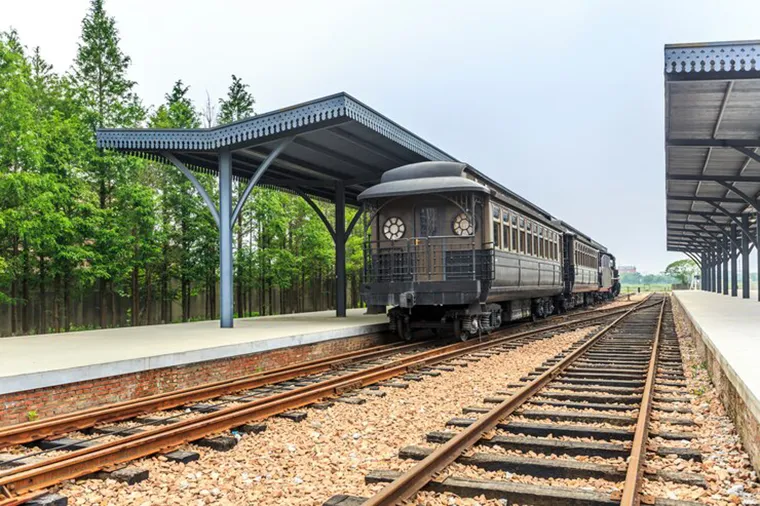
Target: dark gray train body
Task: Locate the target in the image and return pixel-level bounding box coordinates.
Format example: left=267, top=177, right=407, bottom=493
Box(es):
left=359, top=161, right=620, bottom=340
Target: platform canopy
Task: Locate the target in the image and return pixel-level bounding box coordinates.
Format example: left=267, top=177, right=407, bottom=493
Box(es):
left=97, top=92, right=455, bottom=327
left=665, top=41, right=760, bottom=298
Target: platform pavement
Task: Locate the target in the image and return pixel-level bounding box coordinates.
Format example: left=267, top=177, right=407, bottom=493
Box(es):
left=673, top=290, right=760, bottom=471
left=0, top=309, right=388, bottom=395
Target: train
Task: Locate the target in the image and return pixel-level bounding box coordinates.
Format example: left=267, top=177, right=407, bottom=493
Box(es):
left=358, top=161, right=620, bottom=341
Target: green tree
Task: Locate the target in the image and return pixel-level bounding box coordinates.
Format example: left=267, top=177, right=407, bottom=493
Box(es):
left=150, top=80, right=213, bottom=322
left=71, top=0, right=144, bottom=328
left=217, top=75, right=255, bottom=124
left=665, top=259, right=698, bottom=285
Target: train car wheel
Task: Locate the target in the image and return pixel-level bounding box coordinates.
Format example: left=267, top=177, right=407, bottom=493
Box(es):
left=398, top=318, right=413, bottom=341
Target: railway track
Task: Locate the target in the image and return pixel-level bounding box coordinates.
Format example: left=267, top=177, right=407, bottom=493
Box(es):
left=0, top=297, right=647, bottom=506
left=326, top=294, right=702, bottom=506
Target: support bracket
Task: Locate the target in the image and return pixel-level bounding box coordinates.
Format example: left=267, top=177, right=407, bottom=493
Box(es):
left=231, top=137, right=294, bottom=225
left=295, top=189, right=336, bottom=241
left=714, top=181, right=760, bottom=213
left=161, top=152, right=220, bottom=227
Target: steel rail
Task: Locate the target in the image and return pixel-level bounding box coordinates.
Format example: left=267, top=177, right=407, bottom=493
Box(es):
left=0, top=299, right=640, bottom=449
left=360, top=294, right=654, bottom=506
left=0, top=300, right=648, bottom=503
left=0, top=338, right=424, bottom=448
left=618, top=298, right=665, bottom=506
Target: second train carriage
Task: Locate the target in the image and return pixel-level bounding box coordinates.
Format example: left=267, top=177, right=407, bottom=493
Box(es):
left=359, top=161, right=620, bottom=341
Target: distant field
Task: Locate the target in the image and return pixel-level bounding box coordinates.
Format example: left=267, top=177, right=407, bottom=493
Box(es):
left=621, top=284, right=672, bottom=293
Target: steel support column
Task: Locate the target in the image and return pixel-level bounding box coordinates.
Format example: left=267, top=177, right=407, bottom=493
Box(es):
left=712, top=251, right=718, bottom=292
left=702, top=252, right=708, bottom=291
left=731, top=223, right=738, bottom=296
left=335, top=182, right=347, bottom=317
left=742, top=214, right=750, bottom=299
left=219, top=149, right=234, bottom=327
left=723, top=236, right=729, bottom=294
left=757, top=213, right=760, bottom=301
left=715, top=244, right=722, bottom=293
left=700, top=258, right=705, bottom=291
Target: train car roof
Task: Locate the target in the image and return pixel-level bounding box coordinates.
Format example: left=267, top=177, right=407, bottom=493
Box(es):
left=357, top=162, right=489, bottom=200
left=554, top=220, right=608, bottom=252
left=358, top=160, right=609, bottom=252
left=463, top=167, right=609, bottom=252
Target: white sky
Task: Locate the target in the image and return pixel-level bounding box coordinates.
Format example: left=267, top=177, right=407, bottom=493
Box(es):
left=5, top=0, right=760, bottom=274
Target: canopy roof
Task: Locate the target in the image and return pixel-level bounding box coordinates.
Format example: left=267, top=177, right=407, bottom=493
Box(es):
left=97, top=92, right=455, bottom=204
left=665, top=40, right=760, bottom=253
left=98, top=91, right=610, bottom=251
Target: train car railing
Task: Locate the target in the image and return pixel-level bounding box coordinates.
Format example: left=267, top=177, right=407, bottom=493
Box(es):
left=363, top=236, right=494, bottom=283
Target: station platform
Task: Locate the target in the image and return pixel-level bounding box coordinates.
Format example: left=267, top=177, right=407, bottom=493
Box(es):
left=0, top=309, right=389, bottom=396
left=672, top=290, right=760, bottom=471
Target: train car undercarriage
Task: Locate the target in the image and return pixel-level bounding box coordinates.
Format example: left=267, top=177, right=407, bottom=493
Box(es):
left=387, top=290, right=618, bottom=342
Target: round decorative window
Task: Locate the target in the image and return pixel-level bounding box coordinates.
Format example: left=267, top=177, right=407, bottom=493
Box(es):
left=383, top=217, right=406, bottom=240
left=452, top=213, right=474, bottom=236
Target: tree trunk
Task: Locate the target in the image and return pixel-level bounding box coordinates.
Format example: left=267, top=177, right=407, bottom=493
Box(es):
left=39, top=255, right=46, bottom=333
left=111, top=281, right=118, bottom=327
left=98, top=178, right=108, bottom=328
left=145, top=267, right=153, bottom=325
left=236, top=207, right=243, bottom=317
left=161, top=257, right=168, bottom=323
left=11, top=237, right=18, bottom=335
left=132, top=265, right=139, bottom=326
left=63, top=269, right=71, bottom=332
left=21, top=241, right=29, bottom=334
left=53, top=273, right=61, bottom=332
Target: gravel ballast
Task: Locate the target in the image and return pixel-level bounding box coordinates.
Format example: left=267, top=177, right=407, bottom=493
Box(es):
left=52, top=326, right=597, bottom=505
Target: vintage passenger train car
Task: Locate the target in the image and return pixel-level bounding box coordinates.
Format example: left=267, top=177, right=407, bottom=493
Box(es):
left=358, top=161, right=620, bottom=341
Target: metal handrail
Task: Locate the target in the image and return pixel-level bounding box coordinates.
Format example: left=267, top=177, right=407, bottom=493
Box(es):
left=363, top=236, right=493, bottom=283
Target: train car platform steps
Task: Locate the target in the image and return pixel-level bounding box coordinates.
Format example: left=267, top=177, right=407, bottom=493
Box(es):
left=0, top=309, right=388, bottom=396
left=672, top=290, right=760, bottom=472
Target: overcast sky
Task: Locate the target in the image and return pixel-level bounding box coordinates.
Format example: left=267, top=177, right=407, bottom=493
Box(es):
left=6, top=0, right=760, bottom=273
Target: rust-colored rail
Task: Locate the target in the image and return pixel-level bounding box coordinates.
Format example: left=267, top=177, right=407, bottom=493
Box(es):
left=619, top=298, right=664, bottom=506
left=0, top=299, right=639, bottom=449
left=360, top=294, right=655, bottom=506
left=0, top=338, right=422, bottom=448
left=0, top=299, right=646, bottom=504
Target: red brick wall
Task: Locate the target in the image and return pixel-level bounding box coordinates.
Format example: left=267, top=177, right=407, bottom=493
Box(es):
left=0, top=332, right=390, bottom=428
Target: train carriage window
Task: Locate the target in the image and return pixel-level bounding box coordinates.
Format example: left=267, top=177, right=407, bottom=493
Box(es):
left=419, top=207, right=438, bottom=237
left=512, top=215, right=518, bottom=252
left=526, top=224, right=532, bottom=255
left=492, top=205, right=501, bottom=248
left=501, top=211, right=511, bottom=251
left=539, top=229, right=544, bottom=259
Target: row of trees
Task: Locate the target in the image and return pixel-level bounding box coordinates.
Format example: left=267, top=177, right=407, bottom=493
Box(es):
left=0, top=0, right=362, bottom=336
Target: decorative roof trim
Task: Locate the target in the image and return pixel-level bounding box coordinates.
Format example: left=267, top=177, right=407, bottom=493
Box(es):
left=97, top=93, right=455, bottom=162
left=665, top=40, right=760, bottom=74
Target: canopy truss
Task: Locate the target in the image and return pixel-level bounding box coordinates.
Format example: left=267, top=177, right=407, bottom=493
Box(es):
left=665, top=40, right=760, bottom=299
left=97, top=92, right=455, bottom=327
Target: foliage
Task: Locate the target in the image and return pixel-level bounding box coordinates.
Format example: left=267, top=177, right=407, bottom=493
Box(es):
left=664, top=259, right=698, bottom=285
left=619, top=271, right=677, bottom=286
left=0, top=2, right=365, bottom=335
left=217, top=74, right=255, bottom=124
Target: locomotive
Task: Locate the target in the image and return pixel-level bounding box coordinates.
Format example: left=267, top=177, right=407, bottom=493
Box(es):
left=359, top=161, right=620, bottom=341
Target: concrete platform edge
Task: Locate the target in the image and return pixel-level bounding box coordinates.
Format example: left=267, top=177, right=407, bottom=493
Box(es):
left=672, top=292, right=760, bottom=473
left=0, top=322, right=387, bottom=396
